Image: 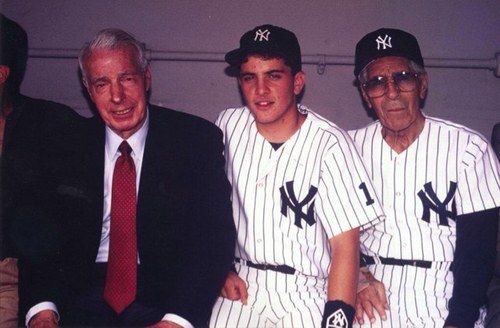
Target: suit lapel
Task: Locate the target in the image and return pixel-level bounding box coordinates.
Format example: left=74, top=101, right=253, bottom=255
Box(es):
left=136, top=107, right=179, bottom=249
left=79, top=117, right=106, bottom=250
left=138, top=107, right=174, bottom=210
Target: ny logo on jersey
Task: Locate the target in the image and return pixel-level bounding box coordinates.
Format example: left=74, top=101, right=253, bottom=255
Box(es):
left=325, top=308, right=349, bottom=328
left=376, top=34, right=392, bottom=50
left=280, top=181, right=317, bottom=229
left=254, top=28, right=270, bottom=42
left=417, top=181, right=457, bottom=226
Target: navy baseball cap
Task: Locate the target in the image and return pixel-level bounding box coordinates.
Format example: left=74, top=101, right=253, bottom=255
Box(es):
left=354, top=28, right=424, bottom=77
left=225, top=24, right=302, bottom=72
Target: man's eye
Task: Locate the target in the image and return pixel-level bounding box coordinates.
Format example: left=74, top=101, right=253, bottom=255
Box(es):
left=365, top=77, right=386, bottom=88
left=241, top=75, right=254, bottom=82
left=394, top=72, right=413, bottom=82
left=121, top=76, right=136, bottom=83
left=269, top=73, right=281, bottom=80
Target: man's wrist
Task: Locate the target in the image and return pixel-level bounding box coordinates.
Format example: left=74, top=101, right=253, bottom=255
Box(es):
left=26, top=302, right=59, bottom=327
left=358, top=267, right=372, bottom=292
left=28, top=310, right=58, bottom=327
left=162, top=313, right=193, bottom=328
left=321, top=300, right=355, bottom=328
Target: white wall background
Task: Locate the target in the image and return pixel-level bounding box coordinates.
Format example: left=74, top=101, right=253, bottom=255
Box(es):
left=1, top=0, right=499, bottom=138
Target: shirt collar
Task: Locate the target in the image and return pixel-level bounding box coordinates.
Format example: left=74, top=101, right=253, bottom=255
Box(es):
left=105, top=108, right=149, bottom=159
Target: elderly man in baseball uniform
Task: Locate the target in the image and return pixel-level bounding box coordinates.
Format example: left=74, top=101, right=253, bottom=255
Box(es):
left=349, top=28, right=500, bottom=327
left=209, top=24, right=385, bottom=328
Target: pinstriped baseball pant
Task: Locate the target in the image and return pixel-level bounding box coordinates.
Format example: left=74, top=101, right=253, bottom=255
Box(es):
left=209, top=264, right=327, bottom=328
left=353, top=264, right=486, bottom=328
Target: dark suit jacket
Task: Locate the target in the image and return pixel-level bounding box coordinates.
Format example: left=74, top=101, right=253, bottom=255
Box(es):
left=493, top=122, right=500, bottom=159
left=2, top=94, right=80, bottom=260
left=20, top=105, right=236, bottom=326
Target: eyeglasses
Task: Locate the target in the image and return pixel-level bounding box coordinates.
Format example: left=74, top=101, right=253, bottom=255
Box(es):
left=362, top=71, right=420, bottom=98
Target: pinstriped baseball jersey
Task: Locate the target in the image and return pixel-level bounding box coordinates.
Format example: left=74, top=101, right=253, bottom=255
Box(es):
left=348, top=115, right=500, bottom=262
left=216, top=104, right=384, bottom=277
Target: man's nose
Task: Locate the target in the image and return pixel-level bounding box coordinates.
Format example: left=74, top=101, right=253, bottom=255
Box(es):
left=385, top=79, right=400, bottom=99
left=255, top=78, right=269, bottom=95
left=110, top=82, right=124, bottom=103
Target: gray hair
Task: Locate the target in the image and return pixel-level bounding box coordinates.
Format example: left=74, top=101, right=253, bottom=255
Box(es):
left=358, top=59, right=425, bottom=84
left=79, top=28, right=148, bottom=83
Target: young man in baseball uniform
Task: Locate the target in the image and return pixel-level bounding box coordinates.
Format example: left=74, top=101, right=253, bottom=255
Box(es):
left=350, top=28, right=500, bottom=327
left=209, top=24, right=385, bottom=328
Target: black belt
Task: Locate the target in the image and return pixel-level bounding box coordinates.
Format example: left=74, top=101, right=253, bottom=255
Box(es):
left=361, top=254, right=433, bottom=269
left=235, top=258, right=296, bottom=275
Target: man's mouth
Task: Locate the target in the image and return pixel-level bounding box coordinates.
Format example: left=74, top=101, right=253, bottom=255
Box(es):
left=385, top=102, right=405, bottom=113
left=113, top=107, right=133, bottom=115
left=255, top=101, right=273, bottom=108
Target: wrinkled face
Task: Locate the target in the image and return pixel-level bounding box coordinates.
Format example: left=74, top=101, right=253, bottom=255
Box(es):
left=238, top=55, right=304, bottom=130
left=361, top=56, right=427, bottom=132
left=83, top=46, right=151, bottom=139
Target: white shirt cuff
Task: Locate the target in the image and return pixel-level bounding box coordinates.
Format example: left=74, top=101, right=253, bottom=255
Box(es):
left=25, top=302, right=59, bottom=327
left=162, top=313, right=194, bottom=328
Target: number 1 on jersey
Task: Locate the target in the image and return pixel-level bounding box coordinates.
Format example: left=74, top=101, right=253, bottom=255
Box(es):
left=359, top=182, right=375, bottom=206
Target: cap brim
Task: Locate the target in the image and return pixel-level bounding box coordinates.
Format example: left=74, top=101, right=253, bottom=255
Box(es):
left=224, top=48, right=246, bottom=66
left=355, top=51, right=423, bottom=76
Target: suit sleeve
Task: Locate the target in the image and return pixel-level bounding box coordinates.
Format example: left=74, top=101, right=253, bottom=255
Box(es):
left=13, top=100, right=84, bottom=320
left=445, top=207, right=499, bottom=326
left=169, top=123, right=236, bottom=326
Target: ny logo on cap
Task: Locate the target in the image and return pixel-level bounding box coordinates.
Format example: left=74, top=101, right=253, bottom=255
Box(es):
left=254, top=29, right=270, bottom=42
left=376, top=34, right=392, bottom=50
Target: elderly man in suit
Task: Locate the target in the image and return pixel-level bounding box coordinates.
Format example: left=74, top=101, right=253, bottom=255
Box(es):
left=24, top=28, right=235, bottom=328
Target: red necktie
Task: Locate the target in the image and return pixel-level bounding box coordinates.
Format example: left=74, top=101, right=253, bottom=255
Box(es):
left=103, top=141, right=137, bottom=313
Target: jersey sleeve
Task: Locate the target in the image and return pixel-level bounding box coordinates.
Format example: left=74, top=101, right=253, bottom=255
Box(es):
left=456, top=135, right=500, bottom=215
left=316, top=130, right=385, bottom=238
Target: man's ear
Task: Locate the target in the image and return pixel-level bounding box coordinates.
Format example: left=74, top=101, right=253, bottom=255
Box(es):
left=82, top=78, right=95, bottom=103
left=144, top=64, right=152, bottom=92
left=360, top=87, right=372, bottom=109
left=418, top=72, right=429, bottom=100
left=0, top=65, right=11, bottom=85
left=293, top=71, right=305, bottom=95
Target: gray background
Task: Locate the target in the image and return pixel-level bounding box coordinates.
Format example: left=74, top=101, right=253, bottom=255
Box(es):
left=2, top=0, right=499, bottom=138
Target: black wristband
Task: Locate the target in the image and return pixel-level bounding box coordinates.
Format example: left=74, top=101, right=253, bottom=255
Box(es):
left=321, top=300, right=355, bottom=328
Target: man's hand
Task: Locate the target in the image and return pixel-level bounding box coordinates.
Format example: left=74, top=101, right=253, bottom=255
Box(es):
left=148, top=321, right=182, bottom=328
left=220, top=271, right=248, bottom=305
left=355, top=268, right=389, bottom=325
left=28, top=310, right=58, bottom=328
